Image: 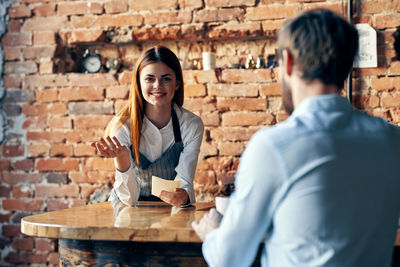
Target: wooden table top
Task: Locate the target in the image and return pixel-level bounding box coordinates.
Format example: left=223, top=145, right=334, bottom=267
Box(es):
left=21, top=200, right=400, bottom=245
left=21, top=201, right=213, bottom=243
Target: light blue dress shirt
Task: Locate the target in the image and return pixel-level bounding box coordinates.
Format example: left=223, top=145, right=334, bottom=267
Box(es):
left=203, top=94, right=400, bottom=267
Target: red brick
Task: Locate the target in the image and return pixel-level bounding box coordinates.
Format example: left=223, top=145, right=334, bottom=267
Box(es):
left=40, top=60, right=53, bottom=74
left=4, top=61, right=37, bottom=74
left=194, top=170, right=216, bottom=185
left=72, top=115, right=113, bottom=129
left=105, top=0, right=128, bottom=13
left=65, top=129, right=103, bottom=143
left=73, top=144, right=96, bottom=157
left=0, top=160, right=11, bottom=171
left=219, top=141, right=245, bottom=156
left=83, top=158, right=115, bottom=171
left=381, top=93, right=400, bottom=108
left=35, top=239, right=54, bottom=251
left=57, top=2, right=103, bottom=16
left=12, top=237, right=34, bottom=250
left=185, top=84, right=206, bottom=97
left=303, top=3, right=343, bottom=14
left=210, top=127, right=251, bottom=141
left=129, top=0, right=178, bottom=10
left=276, top=112, right=289, bottom=122
left=217, top=98, right=266, bottom=111
left=95, top=14, right=143, bottom=27
left=48, top=252, right=60, bottom=264
left=46, top=198, right=69, bottom=211
left=144, top=10, right=192, bottom=25
left=33, top=3, right=56, bottom=16
left=1, top=32, right=32, bottom=46
left=209, top=22, right=262, bottom=39
left=115, top=99, right=128, bottom=113
left=27, top=131, right=65, bottom=143
left=8, top=5, right=31, bottom=18
left=23, top=116, right=47, bottom=130
left=65, top=29, right=105, bottom=44
left=106, top=85, right=129, bottom=99
left=27, top=144, right=49, bottom=157
left=24, top=74, right=69, bottom=88
left=352, top=67, right=387, bottom=77
left=222, top=69, right=273, bottom=83
left=50, top=144, right=73, bottom=157
left=36, top=183, right=79, bottom=198
left=246, top=4, right=299, bottom=20
left=12, top=159, right=34, bottom=171
left=181, top=23, right=205, bottom=40
left=183, top=70, right=218, bottom=83
left=22, top=16, right=68, bottom=31
left=3, top=75, right=21, bottom=89
left=68, top=73, right=117, bottom=87
left=70, top=198, right=87, bottom=207
left=2, top=225, right=21, bottom=237
left=132, top=25, right=182, bottom=42
left=375, top=13, right=400, bottom=29
left=201, top=111, right=220, bottom=126
left=260, top=82, right=281, bottom=96
left=3, top=47, right=22, bottom=61
left=0, top=213, right=12, bottom=222
left=261, top=20, right=284, bottom=36
left=12, top=185, right=33, bottom=198
left=15, top=251, right=48, bottom=264
left=70, top=15, right=94, bottom=28
left=208, top=84, right=258, bottom=97
left=118, top=72, right=133, bottom=85
left=179, top=0, right=203, bottom=8
left=48, top=116, right=72, bottom=129
left=7, top=19, right=22, bottom=32
left=0, top=173, right=41, bottom=185
left=35, top=158, right=79, bottom=171
left=3, top=199, right=43, bottom=211
left=35, top=89, right=58, bottom=102
left=22, top=103, right=67, bottom=116
left=353, top=94, right=380, bottom=109
left=80, top=184, right=100, bottom=198
left=58, top=87, right=104, bottom=101
left=370, top=77, right=400, bottom=91
left=222, top=111, right=274, bottom=126
left=87, top=170, right=114, bottom=183
left=2, top=145, right=24, bottom=157
left=23, top=46, right=56, bottom=60
left=205, top=0, right=255, bottom=7
left=183, top=98, right=217, bottom=113
left=389, top=61, right=400, bottom=75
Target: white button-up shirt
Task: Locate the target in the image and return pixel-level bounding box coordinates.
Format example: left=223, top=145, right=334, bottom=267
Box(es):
left=112, top=104, right=204, bottom=206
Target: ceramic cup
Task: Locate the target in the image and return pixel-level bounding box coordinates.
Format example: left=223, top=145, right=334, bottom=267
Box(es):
left=202, top=52, right=216, bottom=70
left=215, top=196, right=230, bottom=215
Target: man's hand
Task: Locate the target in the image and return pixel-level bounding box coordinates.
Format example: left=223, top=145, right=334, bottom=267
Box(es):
left=192, top=208, right=222, bottom=241
left=159, top=188, right=189, bottom=207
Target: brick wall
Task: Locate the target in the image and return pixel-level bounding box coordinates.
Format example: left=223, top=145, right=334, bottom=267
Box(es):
left=0, top=0, right=399, bottom=265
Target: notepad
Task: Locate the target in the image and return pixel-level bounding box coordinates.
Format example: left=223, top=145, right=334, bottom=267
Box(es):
left=151, top=176, right=181, bottom=197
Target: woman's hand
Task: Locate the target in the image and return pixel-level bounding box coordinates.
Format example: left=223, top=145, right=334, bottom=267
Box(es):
left=159, top=188, right=189, bottom=207
left=91, top=136, right=125, bottom=158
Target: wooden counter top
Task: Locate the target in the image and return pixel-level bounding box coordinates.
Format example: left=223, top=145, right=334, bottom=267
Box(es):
left=21, top=201, right=210, bottom=243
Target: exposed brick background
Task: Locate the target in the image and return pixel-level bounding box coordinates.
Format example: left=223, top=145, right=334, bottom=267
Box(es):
left=1, top=0, right=400, bottom=265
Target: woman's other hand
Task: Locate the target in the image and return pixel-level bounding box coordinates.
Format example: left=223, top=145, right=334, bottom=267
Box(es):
left=159, top=188, right=189, bottom=207
left=91, top=136, right=125, bottom=158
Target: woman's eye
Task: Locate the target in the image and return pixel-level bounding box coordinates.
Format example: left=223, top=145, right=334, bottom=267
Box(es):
left=145, top=77, right=154, bottom=82
left=162, top=77, right=171, bottom=82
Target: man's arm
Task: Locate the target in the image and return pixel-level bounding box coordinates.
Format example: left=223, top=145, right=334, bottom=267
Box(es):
left=201, top=131, right=286, bottom=267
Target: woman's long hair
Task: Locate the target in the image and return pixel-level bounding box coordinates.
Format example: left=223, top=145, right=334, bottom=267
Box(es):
left=105, top=46, right=184, bottom=164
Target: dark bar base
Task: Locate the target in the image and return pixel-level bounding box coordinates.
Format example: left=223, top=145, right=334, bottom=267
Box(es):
left=59, top=239, right=208, bottom=267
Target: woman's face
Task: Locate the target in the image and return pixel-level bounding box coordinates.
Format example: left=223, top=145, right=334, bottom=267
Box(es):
left=139, top=62, right=179, bottom=109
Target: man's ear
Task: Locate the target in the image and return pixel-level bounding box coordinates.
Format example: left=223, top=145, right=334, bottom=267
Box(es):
left=281, top=49, right=293, bottom=76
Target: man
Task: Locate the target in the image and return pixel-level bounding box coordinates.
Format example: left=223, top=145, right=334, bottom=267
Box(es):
left=192, top=9, right=400, bottom=267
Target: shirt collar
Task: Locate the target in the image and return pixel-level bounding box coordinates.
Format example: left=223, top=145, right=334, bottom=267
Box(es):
left=291, top=94, right=354, bottom=118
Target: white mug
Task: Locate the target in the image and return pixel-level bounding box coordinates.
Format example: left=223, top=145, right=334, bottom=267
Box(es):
left=202, top=52, right=216, bottom=70
left=215, top=196, right=230, bottom=215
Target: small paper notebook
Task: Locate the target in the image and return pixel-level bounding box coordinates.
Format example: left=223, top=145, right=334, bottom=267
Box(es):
left=151, top=176, right=181, bottom=197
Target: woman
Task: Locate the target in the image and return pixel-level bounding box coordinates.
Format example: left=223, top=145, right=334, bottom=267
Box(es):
left=91, top=46, right=204, bottom=207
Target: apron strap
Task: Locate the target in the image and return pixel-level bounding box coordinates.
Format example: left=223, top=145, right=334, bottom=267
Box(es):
left=171, top=107, right=182, bottom=143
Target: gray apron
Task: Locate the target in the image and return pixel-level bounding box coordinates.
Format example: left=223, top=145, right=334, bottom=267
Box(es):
left=111, top=108, right=183, bottom=202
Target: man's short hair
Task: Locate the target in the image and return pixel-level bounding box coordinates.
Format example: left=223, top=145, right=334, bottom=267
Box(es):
left=278, top=9, right=359, bottom=89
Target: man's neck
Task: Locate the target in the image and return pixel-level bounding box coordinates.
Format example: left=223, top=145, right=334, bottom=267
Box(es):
left=291, top=75, right=340, bottom=109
